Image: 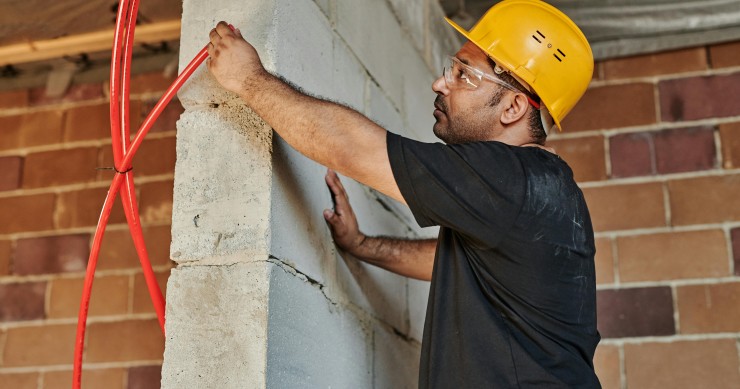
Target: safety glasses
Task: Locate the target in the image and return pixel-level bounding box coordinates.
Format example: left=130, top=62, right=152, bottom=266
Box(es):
left=443, top=56, right=540, bottom=109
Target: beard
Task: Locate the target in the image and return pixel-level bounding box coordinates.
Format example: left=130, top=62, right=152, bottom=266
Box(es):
left=432, top=89, right=505, bottom=144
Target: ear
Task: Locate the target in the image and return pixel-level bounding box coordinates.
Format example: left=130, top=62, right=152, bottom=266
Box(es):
left=499, top=93, right=530, bottom=125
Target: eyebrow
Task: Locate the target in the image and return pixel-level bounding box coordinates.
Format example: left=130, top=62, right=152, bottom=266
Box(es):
left=456, top=56, right=471, bottom=66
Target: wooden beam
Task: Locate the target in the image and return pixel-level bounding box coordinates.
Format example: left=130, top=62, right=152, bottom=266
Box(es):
left=0, top=20, right=181, bottom=66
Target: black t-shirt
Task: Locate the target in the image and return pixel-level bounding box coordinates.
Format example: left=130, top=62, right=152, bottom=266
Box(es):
left=387, top=132, right=601, bottom=388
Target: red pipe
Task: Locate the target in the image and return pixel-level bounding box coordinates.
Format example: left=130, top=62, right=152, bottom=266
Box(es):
left=72, top=0, right=210, bottom=385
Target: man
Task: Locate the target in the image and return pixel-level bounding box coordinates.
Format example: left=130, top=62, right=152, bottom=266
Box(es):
left=207, top=0, right=600, bottom=387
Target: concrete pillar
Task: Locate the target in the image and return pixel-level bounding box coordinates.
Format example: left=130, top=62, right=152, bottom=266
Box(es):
left=163, top=0, right=459, bottom=387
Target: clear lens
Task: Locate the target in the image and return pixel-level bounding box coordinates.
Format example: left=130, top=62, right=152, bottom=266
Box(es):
left=444, top=57, right=479, bottom=90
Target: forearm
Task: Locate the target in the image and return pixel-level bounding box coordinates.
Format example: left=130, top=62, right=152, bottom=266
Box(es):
left=350, top=236, right=437, bottom=281
left=237, top=71, right=403, bottom=203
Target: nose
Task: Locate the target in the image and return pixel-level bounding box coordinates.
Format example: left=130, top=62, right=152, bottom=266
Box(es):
left=432, top=73, right=449, bottom=96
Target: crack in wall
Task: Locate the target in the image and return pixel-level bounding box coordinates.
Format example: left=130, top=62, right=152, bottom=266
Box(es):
left=267, top=255, right=338, bottom=308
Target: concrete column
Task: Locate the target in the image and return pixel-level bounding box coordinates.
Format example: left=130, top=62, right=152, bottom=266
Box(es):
left=162, top=0, right=277, bottom=387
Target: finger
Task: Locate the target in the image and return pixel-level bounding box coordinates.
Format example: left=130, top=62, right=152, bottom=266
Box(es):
left=209, top=28, right=220, bottom=43
left=215, top=21, right=234, bottom=37
left=206, top=41, right=215, bottom=56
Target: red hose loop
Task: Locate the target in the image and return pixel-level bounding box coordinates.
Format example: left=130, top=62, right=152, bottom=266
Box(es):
left=72, top=0, right=210, bottom=384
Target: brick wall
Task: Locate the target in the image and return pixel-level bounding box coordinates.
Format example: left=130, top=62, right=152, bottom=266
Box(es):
left=0, top=72, right=181, bottom=388
left=550, top=41, right=740, bottom=388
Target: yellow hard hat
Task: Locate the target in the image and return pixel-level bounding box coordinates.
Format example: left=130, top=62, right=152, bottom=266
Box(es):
left=445, top=0, right=593, bottom=131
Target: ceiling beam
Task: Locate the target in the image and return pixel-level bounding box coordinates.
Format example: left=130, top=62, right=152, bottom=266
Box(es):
left=0, top=20, right=181, bottom=66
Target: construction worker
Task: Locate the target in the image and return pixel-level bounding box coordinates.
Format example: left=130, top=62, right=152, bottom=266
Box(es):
left=207, top=0, right=599, bottom=387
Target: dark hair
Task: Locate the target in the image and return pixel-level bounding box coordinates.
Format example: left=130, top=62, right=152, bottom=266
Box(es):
left=485, top=57, right=546, bottom=144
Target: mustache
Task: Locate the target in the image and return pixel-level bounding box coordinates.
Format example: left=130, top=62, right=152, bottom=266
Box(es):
left=434, top=96, right=447, bottom=113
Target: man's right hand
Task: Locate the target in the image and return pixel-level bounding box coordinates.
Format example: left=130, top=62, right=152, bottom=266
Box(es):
left=323, top=169, right=366, bottom=254
left=207, top=21, right=266, bottom=95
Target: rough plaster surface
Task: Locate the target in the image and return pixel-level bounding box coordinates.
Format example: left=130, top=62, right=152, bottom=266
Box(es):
left=167, top=0, right=459, bottom=386
left=161, top=263, right=271, bottom=388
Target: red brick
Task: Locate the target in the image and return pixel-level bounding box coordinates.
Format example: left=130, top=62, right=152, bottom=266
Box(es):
left=43, top=369, right=126, bottom=389
left=582, top=183, right=666, bottom=232
left=3, top=324, right=76, bottom=366
left=0, top=115, right=23, bottom=150
left=597, top=287, right=674, bottom=338
left=0, top=110, right=65, bottom=151
left=0, top=193, right=55, bottom=234
left=133, top=270, right=170, bottom=314
left=63, top=103, right=111, bottom=142
left=668, top=174, right=740, bottom=225
left=677, top=282, right=740, bottom=334
left=659, top=72, right=740, bottom=122
left=709, top=40, right=740, bottom=69
left=653, top=126, right=716, bottom=174
left=609, top=132, right=654, bottom=178
left=561, top=83, right=656, bottom=132
left=593, top=345, right=620, bottom=389
left=0, top=89, right=29, bottom=109
left=29, top=83, right=103, bottom=106
left=64, top=101, right=142, bottom=142
left=14, top=234, right=90, bottom=275
left=0, top=373, right=38, bottom=388
left=547, top=136, right=606, bottom=182
left=0, top=281, right=46, bottom=322
left=733, top=228, right=740, bottom=276
left=55, top=188, right=127, bottom=229
left=0, top=156, right=23, bottom=191
left=719, top=121, right=740, bottom=169
left=100, top=136, right=176, bottom=178
left=594, top=237, right=614, bottom=285
left=0, top=239, right=10, bottom=275
left=128, top=365, right=162, bottom=389
left=603, top=48, right=708, bottom=80
left=139, top=180, right=173, bottom=223
left=48, top=275, right=129, bottom=318
left=625, top=339, right=740, bottom=389
left=20, top=110, right=66, bottom=147
left=129, top=72, right=176, bottom=95
left=86, top=319, right=164, bottom=362
left=135, top=136, right=177, bottom=176
left=98, top=225, right=172, bottom=270
left=140, top=98, right=183, bottom=133
left=23, top=147, right=98, bottom=188
left=617, top=230, right=729, bottom=282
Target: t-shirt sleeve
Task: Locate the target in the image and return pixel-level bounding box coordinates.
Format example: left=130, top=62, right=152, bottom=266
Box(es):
left=387, top=131, right=525, bottom=248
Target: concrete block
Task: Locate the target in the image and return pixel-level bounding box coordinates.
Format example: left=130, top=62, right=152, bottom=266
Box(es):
left=400, top=50, right=438, bottom=143
left=269, top=136, right=338, bottom=287
left=273, top=0, right=334, bottom=98
left=367, top=79, right=403, bottom=133
left=161, top=262, right=271, bottom=388
left=332, top=34, right=367, bottom=111
left=266, top=261, right=373, bottom=388
left=388, top=0, right=427, bottom=55
left=335, top=251, right=409, bottom=334
left=273, top=0, right=365, bottom=112
left=373, top=322, right=422, bottom=388
left=336, top=0, right=405, bottom=107
left=427, top=3, right=461, bottom=75
left=408, top=278, right=431, bottom=342
left=170, top=107, right=273, bottom=265
left=313, top=0, right=332, bottom=21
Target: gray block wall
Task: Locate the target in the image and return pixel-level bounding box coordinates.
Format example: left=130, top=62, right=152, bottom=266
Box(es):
left=163, top=0, right=458, bottom=387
